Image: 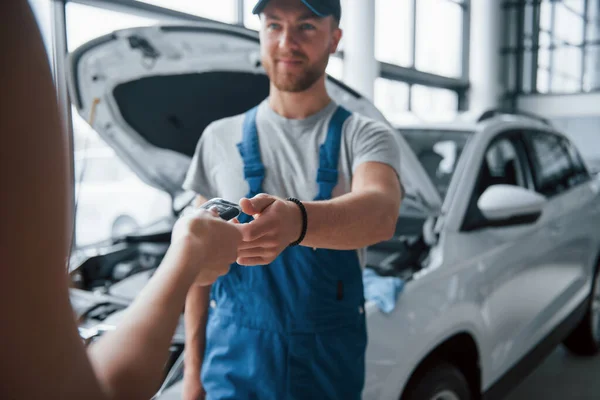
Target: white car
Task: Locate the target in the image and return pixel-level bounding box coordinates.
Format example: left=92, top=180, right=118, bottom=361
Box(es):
left=66, top=23, right=600, bottom=400
left=363, top=114, right=600, bottom=400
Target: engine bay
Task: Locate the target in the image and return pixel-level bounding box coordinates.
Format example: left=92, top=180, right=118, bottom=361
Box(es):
left=69, top=213, right=432, bottom=323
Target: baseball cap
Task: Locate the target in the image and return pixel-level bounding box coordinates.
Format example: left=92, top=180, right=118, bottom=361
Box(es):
left=252, top=0, right=342, bottom=22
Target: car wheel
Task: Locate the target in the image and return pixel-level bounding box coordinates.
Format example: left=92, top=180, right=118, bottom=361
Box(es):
left=110, top=215, right=139, bottom=239
left=403, top=362, right=471, bottom=400
left=563, top=262, right=600, bottom=356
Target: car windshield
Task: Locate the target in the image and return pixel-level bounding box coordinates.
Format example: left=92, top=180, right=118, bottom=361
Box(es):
left=401, top=129, right=473, bottom=199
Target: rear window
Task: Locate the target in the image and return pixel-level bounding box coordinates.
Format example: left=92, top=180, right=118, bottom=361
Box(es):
left=527, top=132, right=589, bottom=197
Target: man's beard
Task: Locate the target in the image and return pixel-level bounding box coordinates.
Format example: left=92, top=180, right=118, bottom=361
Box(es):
left=263, top=50, right=330, bottom=92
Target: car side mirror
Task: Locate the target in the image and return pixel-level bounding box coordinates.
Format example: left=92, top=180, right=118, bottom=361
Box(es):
left=477, top=184, right=546, bottom=222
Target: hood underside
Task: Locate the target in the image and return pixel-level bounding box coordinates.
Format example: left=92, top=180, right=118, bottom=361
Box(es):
left=68, top=23, right=441, bottom=211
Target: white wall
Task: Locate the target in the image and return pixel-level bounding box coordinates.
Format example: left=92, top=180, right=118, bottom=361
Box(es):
left=517, top=93, right=600, bottom=118
left=28, top=0, right=54, bottom=67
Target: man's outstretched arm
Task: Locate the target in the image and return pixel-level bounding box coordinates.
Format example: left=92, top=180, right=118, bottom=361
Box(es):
left=300, top=161, right=401, bottom=249
left=236, top=161, right=401, bottom=266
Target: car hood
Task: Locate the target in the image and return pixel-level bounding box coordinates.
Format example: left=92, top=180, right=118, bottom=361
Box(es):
left=67, top=22, right=441, bottom=212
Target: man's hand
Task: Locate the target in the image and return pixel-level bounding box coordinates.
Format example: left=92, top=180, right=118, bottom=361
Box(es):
left=236, top=194, right=303, bottom=266
left=171, top=208, right=242, bottom=286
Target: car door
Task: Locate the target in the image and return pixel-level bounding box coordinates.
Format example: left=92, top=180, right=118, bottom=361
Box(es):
left=521, top=131, right=594, bottom=340
left=459, top=130, right=560, bottom=380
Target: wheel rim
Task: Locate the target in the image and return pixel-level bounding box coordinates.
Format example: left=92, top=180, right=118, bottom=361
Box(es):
left=431, top=390, right=460, bottom=400
left=592, top=272, right=600, bottom=343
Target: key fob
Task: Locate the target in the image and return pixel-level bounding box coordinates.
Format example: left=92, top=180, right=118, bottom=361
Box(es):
left=200, top=198, right=241, bottom=221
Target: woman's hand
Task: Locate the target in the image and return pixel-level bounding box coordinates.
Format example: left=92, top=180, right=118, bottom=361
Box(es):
left=171, top=208, right=242, bottom=286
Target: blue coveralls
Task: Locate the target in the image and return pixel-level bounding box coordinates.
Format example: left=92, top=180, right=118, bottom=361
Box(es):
left=201, top=105, right=367, bottom=400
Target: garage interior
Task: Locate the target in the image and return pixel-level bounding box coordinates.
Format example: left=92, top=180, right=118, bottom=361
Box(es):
left=27, top=0, right=600, bottom=399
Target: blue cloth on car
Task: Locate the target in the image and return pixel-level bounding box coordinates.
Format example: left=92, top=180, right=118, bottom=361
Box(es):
left=362, top=268, right=405, bottom=313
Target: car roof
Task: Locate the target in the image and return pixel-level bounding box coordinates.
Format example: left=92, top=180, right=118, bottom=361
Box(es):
left=394, top=122, right=478, bottom=132
left=393, top=109, right=556, bottom=137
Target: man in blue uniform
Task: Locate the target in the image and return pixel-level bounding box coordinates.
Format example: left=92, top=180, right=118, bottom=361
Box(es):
left=182, top=0, right=403, bottom=398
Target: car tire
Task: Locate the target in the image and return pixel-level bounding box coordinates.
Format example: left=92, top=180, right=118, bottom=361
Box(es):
left=563, top=262, right=600, bottom=356
left=403, top=362, right=471, bottom=400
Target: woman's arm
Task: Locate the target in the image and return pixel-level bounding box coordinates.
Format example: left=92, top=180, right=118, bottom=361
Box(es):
left=87, top=212, right=240, bottom=400
left=0, top=2, right=240, bottom=399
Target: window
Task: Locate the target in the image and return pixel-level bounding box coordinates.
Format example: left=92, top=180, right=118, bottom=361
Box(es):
left=564, top=137, right=590, bottom=183
left=536, top=31, right=552, bottom=93
left=463, top=134, right=529, bottom=230
left=565, top=0, right=586, bottom=15
left=135, top=0, right=238, bottom=23
left=538, top=32, right=552, bottom=69
left=551, top=44, right=582, bottom=93
left=403, top=129, right=473, bottom=199
left=505, top=0, right=596, bottom=94
left=337, top=0, right=349, bottom=52
left=374, top=78, right=409, bottom=122
left=583, top=42, right=600, bottom=91
left=66, top=3, right=161, bottom=51
left=243, top=0, right=261, bottom=30
left=411, top=85, right=458, bottom=122
left=550, top=71, right=581, bottom=93
left=527, top=132, right=578, bottom=197
left=539, top=1, right=552, bottom=31
left=481, top=138, right=526, bottom=190
left=29, top=0, right=53, bottom=66
left=545, top=2, right=585, bottom=93
left=415, top=0, right=462, bottom=78
left=375, top=0, right=413, bottom=67
left=72, top=109, right=172, bottom=248
left=554, top=2, right=584, bottom=44
left=584, top=1, right=600, bottom=91
left=537, top=68, right=550, bottom=93
left=67, top=4, right=172, bottom=247
left=326, top=56, right=344, bottom=81
left=75, top=151, right=131, bottom=184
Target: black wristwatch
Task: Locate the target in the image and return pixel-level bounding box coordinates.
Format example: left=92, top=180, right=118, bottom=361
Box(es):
left=287, top=197, right=307, bottom=246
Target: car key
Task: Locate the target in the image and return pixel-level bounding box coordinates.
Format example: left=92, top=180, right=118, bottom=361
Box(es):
left=199, top=198, right=242, bottom=221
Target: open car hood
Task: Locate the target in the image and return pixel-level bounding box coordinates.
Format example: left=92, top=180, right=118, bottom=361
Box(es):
left=67, top=22, right=442, bottom=212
